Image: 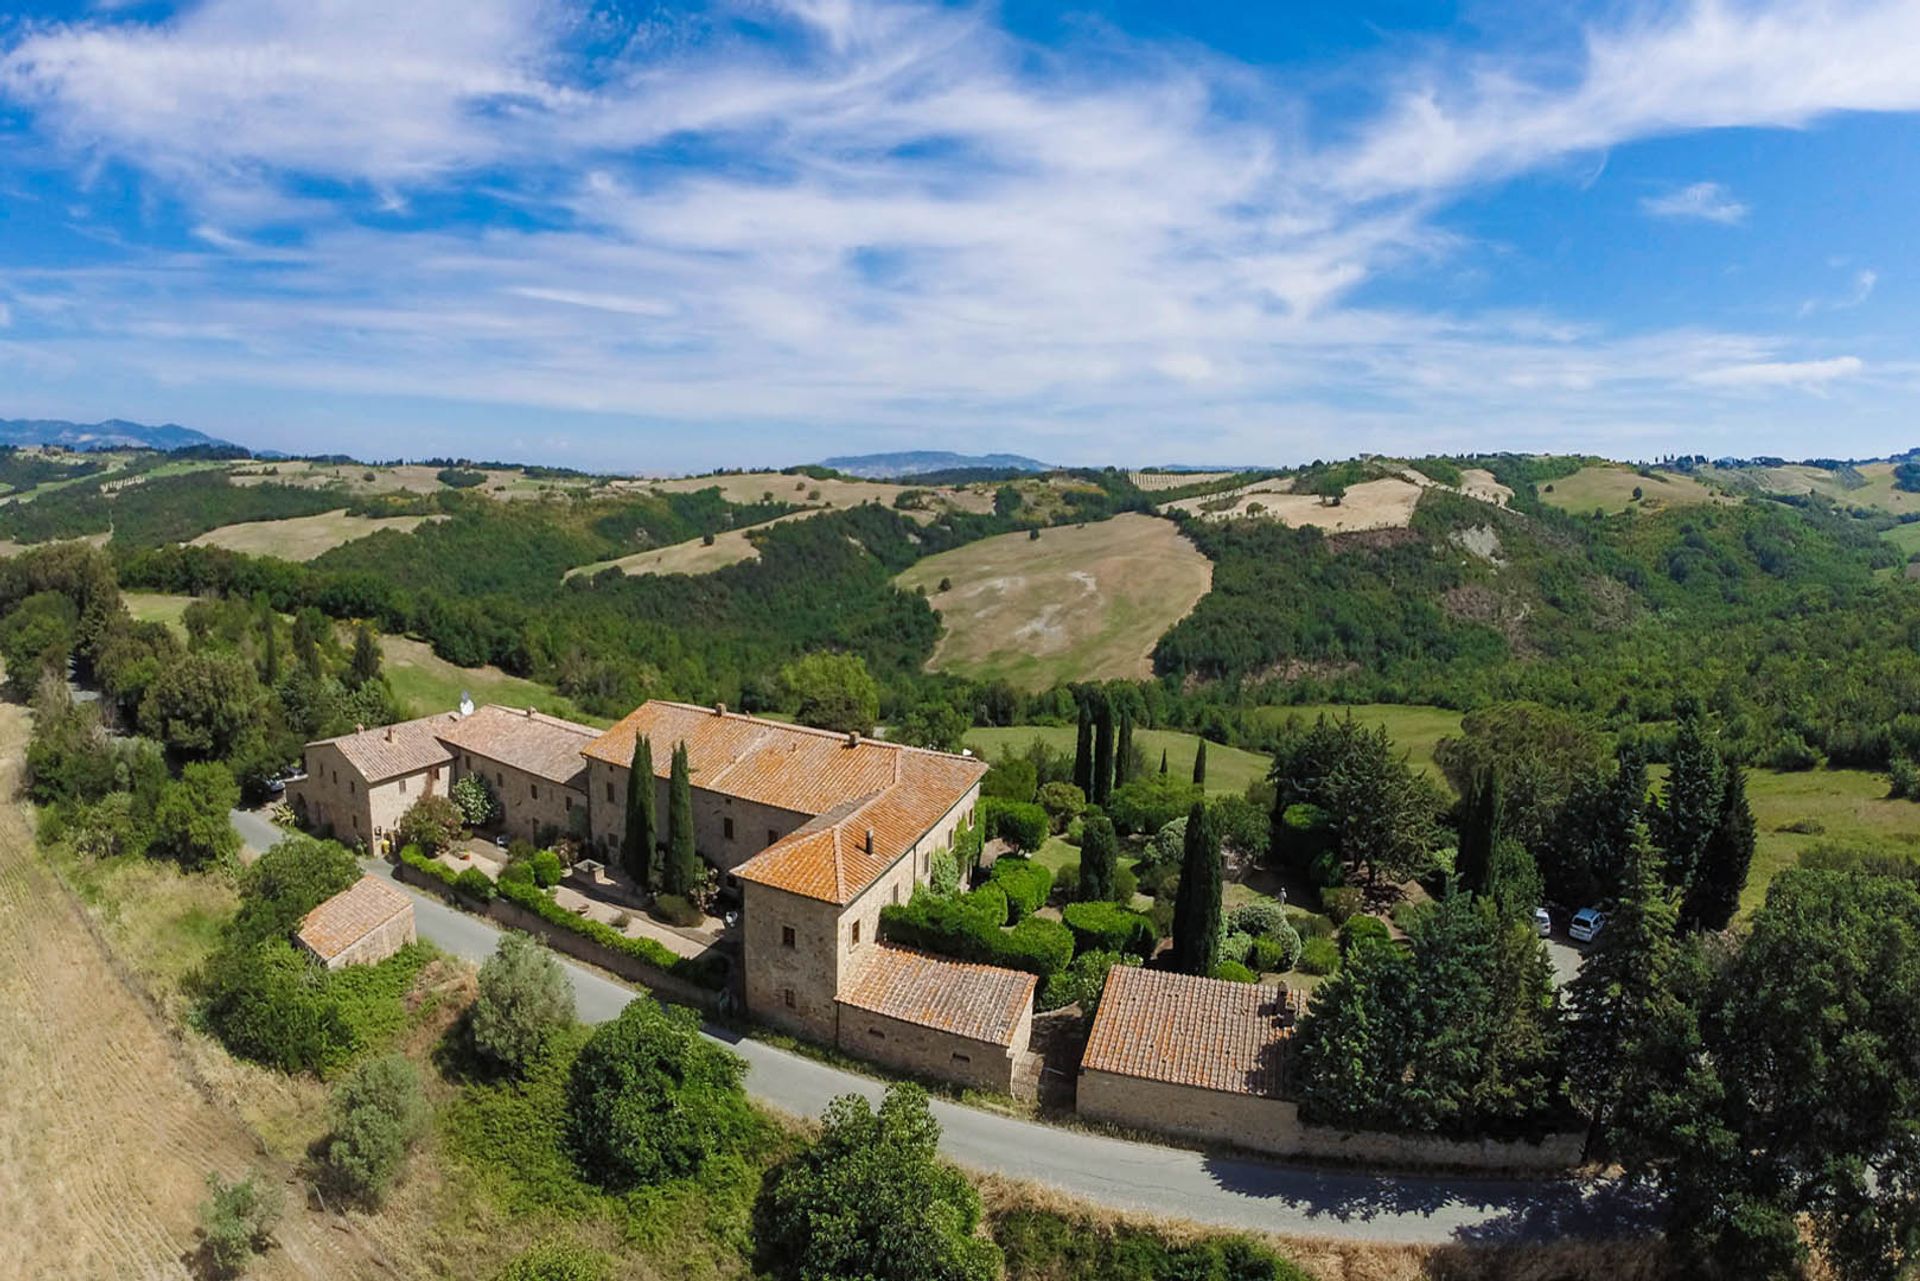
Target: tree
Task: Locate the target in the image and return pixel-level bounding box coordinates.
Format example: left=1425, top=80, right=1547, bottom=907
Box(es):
left=138, top=649, right=264, bottom=759
left=622, top=734, right=656, bottom=891
left=1159, top=748, right=1168, bottom=775
left=395, top=793, right=462, bottom=855
left=1170, top=802, right=1221, bottom=976
left=1268, top=714, right=1441, bottom=888
left=762, top=1085, right=1001, bottom=1281
left=781, top=651, right=879, bottom=736
left=1435, top=701, right=1611, bottom=853
left=1072, top=703, right=1093, bottom=796
left=664, top=740, right=699, bottom=896
left=565, top=996, right=750, bottom=1189
left=472, top=932, right=575, bottom=1076
left=1657, top=705, right=1725, bottom=896
left=1482, top=837, right=1542, bottom=924
left=494, top=1242, right=613, bottom=1281
left=349, top=622, right=382, bottom=687
left=198, top=1172, right=282, bottom=1279
left=1680, top=763, right=1754, bottom=932
left=1114, top=709, right=1134, bottom=787
left=291, top=606, right=324, bottom=680
left=1078, top=814, right=1118, bottom=902
left=324, top=1053, right=430, bottom=1205
left=895, top=700, right=968, bottom=753
left=1035, top=780, right=1085, bottom=831
left=1541, top=741, right=1647, bottom=909
left=451, top=772, right=501, bottom=827
left=1091, top=697, right=1115, bottom=808
left=1191, top=738, right=1208, bottom=787
left=233, top=835, right=360, bottom=944
left=1454, top=765, right=1503, bottom=894
left=256, top=594, right=280, bottom=685
left=151, top=762, right=241, bottom=868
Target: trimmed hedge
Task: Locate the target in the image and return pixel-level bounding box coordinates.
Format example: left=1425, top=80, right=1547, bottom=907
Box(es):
left=1212, top=960, right=1258, bottom=984
left=989, top=856, right=1053, bottom=922
left=880, top=887, right=1074, bottom=978
left=983, top=798, right=1049, bottom=852
left=1060, top=901, right=1158, bottom=958
left=494, top=879, right=728, bottom=989
left=1298, top=936, right=1341, bottom=975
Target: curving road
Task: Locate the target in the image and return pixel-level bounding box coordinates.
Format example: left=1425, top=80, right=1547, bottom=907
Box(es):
left=233, top=812, right=1650, bottom=1246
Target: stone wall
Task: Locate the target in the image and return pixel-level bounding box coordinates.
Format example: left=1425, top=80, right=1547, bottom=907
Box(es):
left=835, top=1001, right=1030, bottom=1095
left=1077, top=1070, right=1583, bottom=1172
left=451, top=749, right=587, bottom=845
left=584, top=757, right=811, bottom=873
left=740, top=880, right=845, bottom=1040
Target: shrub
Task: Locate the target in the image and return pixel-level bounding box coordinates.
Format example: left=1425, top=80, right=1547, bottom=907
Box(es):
left=989, top=856, right=1053, bottom=921
left=495, top=1242, right=612, bottom=1281
left=1212, top=960, right=1257, bottom=984
left=509, top=837, right=539, bottom=864
left=1248, top=936, right=1284, bottom=973
left=652, top=893, right=702, bottom=927
left=1209, top=793, right=1270, bottom=859
left=494, top=878, right=727, bottom=988
left=1061, top=901, right=1158, bottom=958
left=1777, top=817, right=1826, bottom=835
left=1051, top=861, right=1081, bottom=901
left=1763, top=732, right=1821, bottom=772
left=233, top=835, right=360, bottom=945
left=984, top=798, right=1050, bottom=852
left=451, top=772, right=501, bottom=826
left=472, top=932, right=575, bottom=1076
left=993, top=1208, right=1311, bottom=1281
left=1340, top=915, right=1392, bottom=953
left=1109, top=775, right=1204, bottom=836
left=1298, top=936, right=1341, bottom=975
left=1218, top=930, right=1254, bottom=966
left=323, top=1053, right=430, bottom=1205
left=194, top=937, right=431, bottom=1076
left=455, top=867, right=497, bottom=901
left=1149, top=816, right=1188, bottom=866
left=1039, top=949, right=1138, bottom=1014
left=198, top=1172, right=282, bottom=1278
left=1148, top=898, right=1175, bottom=939
left=982, top=758, right=1038, bottom=805
left=1228, top=900, right=1287, bottom=939
left=1292, top=910, right=1335, bottom=939
left=1892, top=756, right=1920, bottom=801
left=530, top=849, right=564, bottom=888
left=1321, top=886, right=1363, bottom=924
left=1037, top=780, right=1086, bottom=830
left=500, top=858, right=536, bottom=886
left=1111, top=862, right=1138, bottom=902
left=566, top=996, right=751, bottom=1189
left=395, top=793, right=462, bottom=855
left=928, top=847, right=960, bottom=895
left=880, top=887, right=1073, bottom=977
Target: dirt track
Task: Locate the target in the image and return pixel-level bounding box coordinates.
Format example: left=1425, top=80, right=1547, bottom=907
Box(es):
left=0, top=702, right=383, bottom=1280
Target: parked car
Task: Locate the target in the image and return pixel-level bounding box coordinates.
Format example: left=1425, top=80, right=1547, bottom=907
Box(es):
left=1569, top=906, right=1606, bottom=943
left=1531, top=906, right=1552, bottom=937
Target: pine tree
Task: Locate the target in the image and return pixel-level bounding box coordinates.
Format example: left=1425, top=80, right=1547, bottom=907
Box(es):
left=1191, top=738, right=1208, bottom=787
left=1115, top=710, right=1134, bottom=787
left=349, top=623, right=381, bottom=688
left=1483, top=836, right=1542, bottom=924
left=664, top=741, right=699, bottom=896
left=622, top=734, right=656, bottom=891
left=1072, top=703, right=1094, bottom=796
left=1092, top=699, right=1115, bottom=809
left=1680, top=763, right=1754, bottom=932
left=1078, top=815, right=1117, bottom=901
left=1658, top=706, right=1725, bottom=896
left=1455, top=765, right=1503, bottom=893
left=1170, top=801, right=1221, bottom=976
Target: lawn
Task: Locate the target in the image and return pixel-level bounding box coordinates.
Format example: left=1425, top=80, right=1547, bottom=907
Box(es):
left=380, top=635, right=609, bottom=726
left=1540, top=465, right=1725, bottom=516
left=1248, top=702, right=1463, bottom=780
left=1881, top=522, right=1920, bottom=557
left=964, top=723, right=1269, bottom=796
left=189, top=508, right=437, bottom=561
left=1741, top=765, right=1920, bottom=914
left=897, top=513, right=1213, bottom=690
left=123, top=590, right=196, bottom=637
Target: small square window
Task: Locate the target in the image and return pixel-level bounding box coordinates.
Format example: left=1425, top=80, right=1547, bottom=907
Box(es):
left=398, top=778, right=407, bottom=794
left=783, top=988, right=795, bottom=1009
left=869, top=1027, right=885, bottom=1039
left=951, top=1052, right=971, bottom=1065
left=781, top=926, right=796, bottom=948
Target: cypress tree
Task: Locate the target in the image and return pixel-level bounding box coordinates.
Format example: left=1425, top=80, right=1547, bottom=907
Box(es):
left=1658, top=706, right=1725, bottom=896
left=349, top=623, right=382, bottom=688
left=292, top=607, right=323, bottom=680
left=665, top=741, right=699, bottom=896
left=622, top=734, right=656, bottom=891
left=1072, top=703, right=1094, bottom=796
left=1092, top=699, right=1116, bottom=809
left=1191, top=738, right=1208, bottom=788
left=1456, top=765, right=1504, bottom=894
left=1115, top=710, right=1134, bottom=787
left=1159, top=748, right=1168, bottom=775
left=1078, top=815, right=1118, bottom=901
left=1681, top=763, right=1755, bottom=932
left=257, top=596, right=280, bottom=685
left=1170, top=801, right=1221, bottom=976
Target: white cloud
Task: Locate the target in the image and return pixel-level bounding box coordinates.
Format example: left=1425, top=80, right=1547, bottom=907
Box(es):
left=1641, top=181, right=1748, bottom=223
left=1692, top=355, right=1864, bottom=388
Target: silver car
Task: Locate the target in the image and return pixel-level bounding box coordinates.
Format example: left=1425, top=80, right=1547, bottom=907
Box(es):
left=1531, top=906, right=1552, bottom=937
left=1569, top=906, right=1606, bottom=943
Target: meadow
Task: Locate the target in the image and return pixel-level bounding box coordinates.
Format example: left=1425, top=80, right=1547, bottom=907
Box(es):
left=189, top=508, right=437, bottom=561
left=1539, top=464, right=1725, bottom=516
left=964, top=722, right=1270, bottom=796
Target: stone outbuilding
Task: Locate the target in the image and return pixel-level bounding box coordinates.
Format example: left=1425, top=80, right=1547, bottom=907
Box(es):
left=836, top=945, right=1037, bottom=1094
left=295, top=875, right=417, bottom=970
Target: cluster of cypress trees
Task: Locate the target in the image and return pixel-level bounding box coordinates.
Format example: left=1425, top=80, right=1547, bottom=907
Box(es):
left=619, top=733, right=703, bottom=898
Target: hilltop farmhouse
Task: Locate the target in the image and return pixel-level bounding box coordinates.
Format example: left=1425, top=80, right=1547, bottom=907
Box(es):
left=290, top=699, right=1037, bottom=1090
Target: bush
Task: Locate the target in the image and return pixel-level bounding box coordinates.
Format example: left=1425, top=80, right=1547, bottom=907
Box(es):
left=1149, top=816, right=1189, bottom=866
left=928, top=847, right=960, bottom=895
left=472, top=932, right=575, bottom=1076
left=1040, top=949, right=1137, bottom=1014
left=1109, top=775, right=1204, bottom=836
left=1248, top=935, right=1284, bottom=973
left=451, top=772, right=501, bottom=826
left=1340, top=915, right=1392, bottom=953
left=1209, top=793, right=1270, bottom=859
left=1037, top=780, right=1086, bottom=830
left=1292, top=910, right=1335, bottom=939
left=1298, top=936, right=1341, bottom=975
left=1111, top=862, right=1138, bottom=902
left=1228, top=900, right=1287, bottom=939
left=456, top=867, right=497, bottom=900
left=495, top=1242, right=612, bottom=1281
left=1777, top=817, right=1827, bottom=835
left=493, top=878, right=727, bottom=988
left=982, top=758, right=1038, bottom=805
left=1321, top=886, right=1363, bottom=924
left=323, top=1053, right=429, bottom=1205
left=1892, top=756, right=1920, bottom=801
left=500, top=858, right=536, bottom=886
left=993, top=1207, right=1311, bottom=1281
left=529, top=849, right=564, bottom=887
left=395, top=793, right=462, bottom=855
left=880, top=887, right=1074, bottom=977
left=984, top=798, right=1050, bottom=852
left=1212, top=960, right=1257, bottom=984
left=233, top=835, right=360, bottom=945
left=566, top=996, right=751, bottom=1189
left=1218, top=930, right=1254, bottom=966
left=1051, top=861, right=1080, bottom=902
left=198, top=1172, right=282, bottom=1278
left=193, top=937, right=433, bottom=1076
left=1060, top=901, right=1158, bottom=958
left=652, top=893, right=702, bottom=927
left=989, top=856, right=1053, bottom=921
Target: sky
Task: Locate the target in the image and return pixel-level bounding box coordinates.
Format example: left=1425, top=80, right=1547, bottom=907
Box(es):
left=1, top=1, right=1919, bottom=471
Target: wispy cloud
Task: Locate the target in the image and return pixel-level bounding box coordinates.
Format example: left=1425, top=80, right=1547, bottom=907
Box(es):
left=1800, top=268, right=1878, bottom=316
left=1641, top=181, right=1748, bottom=224
left=1692, top=355, right=1864, bottom=388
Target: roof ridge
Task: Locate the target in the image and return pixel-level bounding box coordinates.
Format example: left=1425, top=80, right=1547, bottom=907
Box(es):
left=651, top=698, right=977, bottom=764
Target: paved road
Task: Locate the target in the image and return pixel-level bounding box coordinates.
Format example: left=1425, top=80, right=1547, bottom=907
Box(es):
left=329, top=851, right=1644, bottom=1246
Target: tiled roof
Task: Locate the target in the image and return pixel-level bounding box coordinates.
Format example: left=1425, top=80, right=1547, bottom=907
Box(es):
left=312, top=714, right=456, bottom=783
left=585, top=701, right=986, bottom=905
left=838, top=945, right=1036, bottom=1046
left=435, top=704, right=596, bottom=787
left=295, top=876, right=411, bottom=962
left=1080, top=966, right=1292, bottom=1098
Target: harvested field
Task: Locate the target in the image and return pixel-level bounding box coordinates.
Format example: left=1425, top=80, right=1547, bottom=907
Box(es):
left=1167, top=476, right=1427, bottom=532
left=0, top=702, right=387, bottom=1280
left=1127, top=471, right=1235, bottom=492
left=1454, top=467, right=1513, bottom=506
left=641, top=469, right=996, bottom=514
left=897, top=514, right=1212, bottom=689
left=1541, top=465, right=1726, bottom=516
left=565, top=509, right=817, bottom=579
left=189, top=508, right=437, bottom=561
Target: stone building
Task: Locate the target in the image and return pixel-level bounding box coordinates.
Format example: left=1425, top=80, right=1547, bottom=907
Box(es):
left=436, top=704, right=596, bottom=844
left=289, top=714, right=457, bottom=847
left=836, top=946, right=1036, bottom=1093
left=295, top=875, right=416, bottom=969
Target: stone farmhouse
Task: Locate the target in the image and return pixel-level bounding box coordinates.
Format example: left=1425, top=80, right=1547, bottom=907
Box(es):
left=292, top=698, right=1039, bottom=1091
left=295, top=875, right=416, bottom=970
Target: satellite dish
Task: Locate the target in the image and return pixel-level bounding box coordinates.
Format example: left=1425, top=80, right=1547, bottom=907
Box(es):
left=458, top=690, right=475, bottom=718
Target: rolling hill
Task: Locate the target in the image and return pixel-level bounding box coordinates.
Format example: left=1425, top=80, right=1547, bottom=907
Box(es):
left=818, top=450, right=1050, bottom=478
left=0, top=417, right=237, bottom=451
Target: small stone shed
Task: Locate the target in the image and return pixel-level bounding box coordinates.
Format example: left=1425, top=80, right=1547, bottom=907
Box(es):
left=295, top=875, right=417, bottom=970
left=835, top=945, right=1037, bottom=1094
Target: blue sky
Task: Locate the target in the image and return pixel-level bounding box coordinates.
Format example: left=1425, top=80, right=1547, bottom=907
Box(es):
left=1, top=0, right=1918, bottom=471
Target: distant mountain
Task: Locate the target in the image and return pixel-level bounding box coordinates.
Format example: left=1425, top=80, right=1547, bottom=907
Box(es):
left=819, top=450, right=1051, bottom=479
left=0, top=417, right=238, bottom=452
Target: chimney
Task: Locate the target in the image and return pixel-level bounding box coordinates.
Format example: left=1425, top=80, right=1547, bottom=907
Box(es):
left=864, top=827, right=874, bottom=854
left=715, top=702, right=726, bottom=716
left=845, top=731, right=859, bottom=748
left=384, top=727, right=395, bottom=743
left=354, top=723, right=365, bottom=734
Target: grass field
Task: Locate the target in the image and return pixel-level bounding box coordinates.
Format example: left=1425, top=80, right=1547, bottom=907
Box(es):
left=1540, top=465, right=1725, bottom=516
left=1741, top=766, right=1920, bottom=913
left=1249, top=703, right=1464, bottom=780
left=896, top=514, right=1212, bottom=690
left=1880, top=523, right=1920, bottom=557
left=123, top=590, right=196, bottom=636
left=189, top=508, right=436, bottom=561
left=379, top=635, right=608, bottom=726
left=643, top=469, right=996, bottom=513
left=565, top=509, right=817, bottom=579
left=964, top=724, right=1270, bottom=796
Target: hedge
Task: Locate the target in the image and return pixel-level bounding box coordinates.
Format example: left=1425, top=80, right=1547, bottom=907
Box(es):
left=1298, top=936, right=1341, bottom=975
left=982, top=798, right=1049, bottom=852
left=1340, top=916, right=1392, bottom=953
left=1060, top=901, right=1158, bottom=958
left=989, top=857, right=1052, bottom=922
left=400, top=846, right=492, bottom=899
left=880, top=887, right=1074, bottom=978
left=492, top=878, right=727, bottom=989
left=1212, top=960, right=1258, bottom=984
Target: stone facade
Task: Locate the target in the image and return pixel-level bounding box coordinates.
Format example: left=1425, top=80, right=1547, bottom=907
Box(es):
left=836, top=999, right=1034, bottom=1094
left=312, top=905, right=417, bottom=970
left=453, top=747, right=589, bottom=845
left=741, top=880, right=847, bottom=1041
left=292, top=740, right=445, bottom=849
left=584, top=755, right=811, bottom=876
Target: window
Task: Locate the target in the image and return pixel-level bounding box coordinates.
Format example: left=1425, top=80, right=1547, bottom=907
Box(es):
left=349, top=779, right=356, bottom=796
left=869, top=1027, right=885, bottom=1039
left=565, top=795, right=573, bottom=812
left=767, top=828, right=777, bottom=845
left=783, top=988, right=795, bottom=1009
left=531, top=784, right=539, bottom=800
left=951, top=1052, right=971, bottom=1065
left=464, top=755, right=472, bottom=769
left=723, top=817, right=734, bottom=840
left=850, top=920, right=861, bottom=948
left=398, top=778, right=407, bottom=794
left=606, top=781, right=615, bottom=803
left=781, top=926, right=796, bottom=948
left=496, top=772, right=504, bottom=787
left=891, top=885, right=900, bottom=906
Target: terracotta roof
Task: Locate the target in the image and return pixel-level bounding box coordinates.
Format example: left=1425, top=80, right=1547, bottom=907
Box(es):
left=295, top=876, right=412, bottom=962
left=838, top=945, right=1036, bottom=1046
left=435, top=704, right=596, bottom=787
left=1080, top=966, right=1293, bottom=1097
left=311, top=714, right=456, bottom=783
left=584, top=702, right=987, bottom=905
